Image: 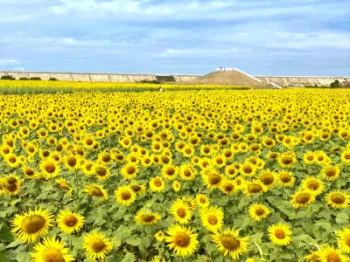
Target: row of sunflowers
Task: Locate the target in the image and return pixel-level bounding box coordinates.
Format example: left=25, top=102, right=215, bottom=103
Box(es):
left=0, top=89, right=349, bottom=261
left=0, top=80, right=248, bottom=94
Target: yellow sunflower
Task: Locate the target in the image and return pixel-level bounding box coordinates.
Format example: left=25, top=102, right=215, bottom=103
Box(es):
left=82, top=231, right=113, bottom=261
left=248, top=203, right=270, bottom=222
left=12, top=208, right=53, bottom=243
left=57, top=210, right=85, bottom=235
left=200, top=206, right=224, bottom=232
left=326, top=191, right=350, bottom=209
left=268, top=222, right=292, bottom=246
left=135, top=210, right=161, bottom=226
left=170, top=199, right=192, bottom=224
left=291, top=190, right=316, bottom=208
left=149, top=176, right=165, bottom=192
left=165, top=224, right=198, bottom=257
left=155, top=231, right=165, bottom=242
left=203, top=169, right=223, bottom=190
left=278, top=151, right=296, bottom=169
left=340, top=150, right=350, bottom=165
left=4, top=174, right=22, bottom=196
left=278, top=170, right=295, bottom=187
left=301, top=176, right=324, bottom=196
left=244, top=180, right=268, bottom=197
left=40, top=158, right=60, bottom=179
left=31, top=237, right=74, bottom=262
left=162, top=164, right=178, bottom=180
left=115, top=185, right=136, bottom=206
left=321, top=165, right=341, bottom=181
left=211, top=228, right=249, bottom=260
left=56, top=178, right=73, bottom=196
left=318, top=245, right=347, bottom=262
left=172, top=180, right=181, bottom=192
left=179, top=164, right=197, bottom=181
left=337, top=227, right=350, bottom=254
left=196, top=194, right=210, bottom=208
left=93, top=164, right=111, bottom=180
left=121, top=162, right=139, bottom=180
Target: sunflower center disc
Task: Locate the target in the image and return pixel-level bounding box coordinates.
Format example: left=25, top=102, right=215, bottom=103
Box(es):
left=275, top=229, right=286, bottom=239
left=208, top=215, right=218, bottom=225
left=64, top=215, right=78, bottom=227
left=121, top=191, right=131, bottom=200
left=177, top=208, right=186, bottom=218
left=296, top=193, right=310, bottom=204
left=248, top=184, right=262, bottom=193
left=23, top=215, right=46, bottom=233
left=331, top=194, right=345, bottom=204
left=45, top=163, right=56, bottom=173
left=91, top=239, right=106, bottom=252
left=174, top=232, right=190, bottom=247
left=327, top=251, right=341, bottom=262
left=220, top=236, right=240, bottom=251
left=43, top=248, right=65, bottom=262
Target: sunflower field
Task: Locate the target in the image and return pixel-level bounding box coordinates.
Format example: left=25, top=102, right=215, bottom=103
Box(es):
left=0, top=89, right=349, bottom=262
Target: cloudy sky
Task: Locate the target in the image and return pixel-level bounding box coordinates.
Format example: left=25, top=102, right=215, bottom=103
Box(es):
left=0, top=0, right=349, bottom=75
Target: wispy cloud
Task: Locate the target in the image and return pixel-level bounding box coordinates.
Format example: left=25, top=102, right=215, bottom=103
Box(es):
left=0, top=59, right=22, bottom=66
left=0, top=0, right=349, bottom=75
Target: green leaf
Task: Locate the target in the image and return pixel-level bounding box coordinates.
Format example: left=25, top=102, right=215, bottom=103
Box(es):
left=0, top=225, right=14, bottom=243
left=116, top=225, right=132, bottom=242
left=336, top=213, right=349, bottom=224
left=121, top=252, right=136, bottom=262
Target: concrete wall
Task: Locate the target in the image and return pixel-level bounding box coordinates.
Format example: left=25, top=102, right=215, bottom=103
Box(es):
left=1, top=70, right=349, bottom=86
left=257, top=76, right=350, bottom=87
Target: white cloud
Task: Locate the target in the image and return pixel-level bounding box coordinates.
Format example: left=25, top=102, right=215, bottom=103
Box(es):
left=0, top=59, right=21, bottom=66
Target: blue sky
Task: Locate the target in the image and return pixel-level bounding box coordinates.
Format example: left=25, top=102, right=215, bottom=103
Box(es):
left=0, top=0, right=349, bottom=76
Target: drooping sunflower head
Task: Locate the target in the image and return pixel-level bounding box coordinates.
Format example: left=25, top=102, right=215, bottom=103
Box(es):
left=135, top=209, right=161, bottom=226
left=85, top=184, right=108, bottom=200
left=12, top=208, right=53, bottom=243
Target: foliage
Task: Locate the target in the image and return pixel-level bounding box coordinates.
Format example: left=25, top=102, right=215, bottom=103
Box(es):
left=0, top=89, right=349, bottom=261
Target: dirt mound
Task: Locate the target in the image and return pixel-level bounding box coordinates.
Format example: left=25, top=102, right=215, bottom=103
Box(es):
left=188, top=70, right=271, bottom=88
